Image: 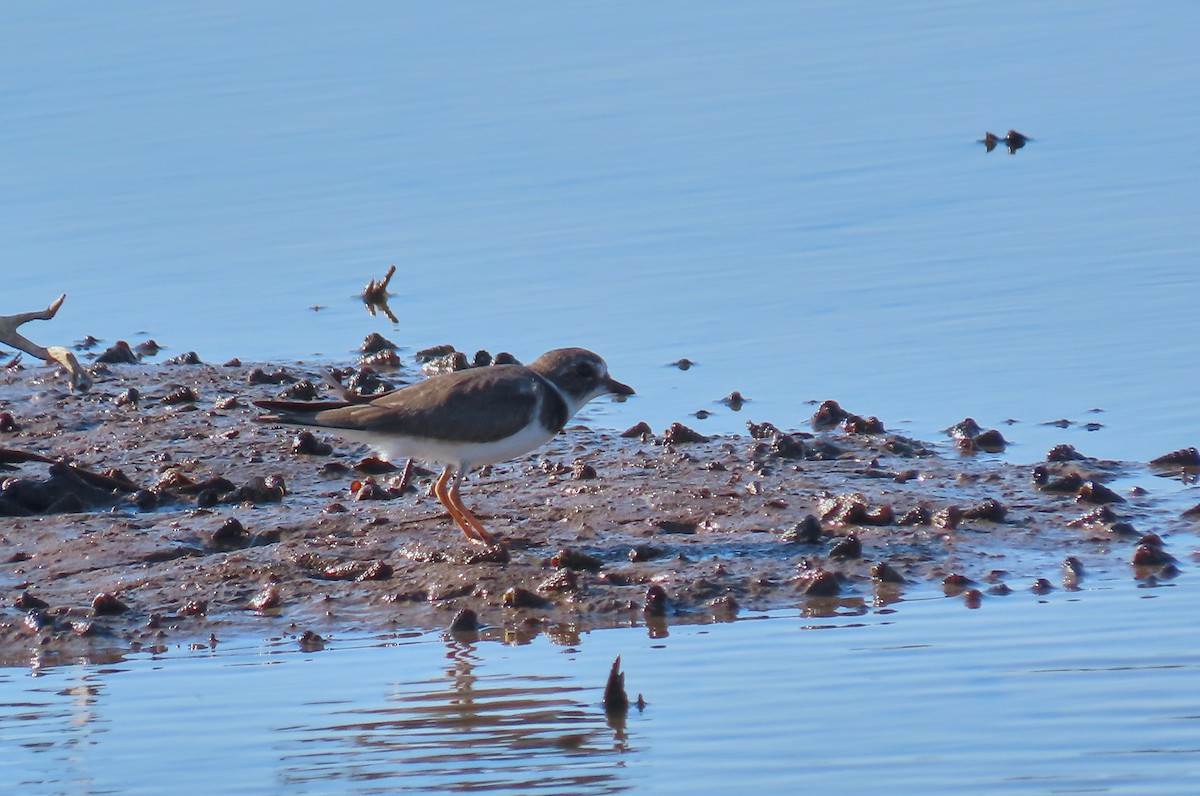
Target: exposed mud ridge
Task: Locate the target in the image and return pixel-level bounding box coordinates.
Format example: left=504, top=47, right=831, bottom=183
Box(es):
left=1, top=360, right=1197, bottom=666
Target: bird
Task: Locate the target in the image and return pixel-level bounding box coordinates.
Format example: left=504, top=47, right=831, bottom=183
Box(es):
left=254, top=347, right=634, bottom=546
left=977, top=131, right=1000, bottom=152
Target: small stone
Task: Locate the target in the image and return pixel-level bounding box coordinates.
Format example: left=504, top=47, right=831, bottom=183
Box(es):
left=15, top=591, right=49, bottom=610
left=1149, top=447, right=1200, bottom=467
left=448, top=608, right=479, bottom=633
left=92, top=593, right=128, bottom=616
left=628, top=544, right=665, bottom=562
left=278, top=379, right=320, bottom=400
left=161, top=385, right=198, bottom=405
left=828, top=534, right=862, bottom=560
left=1077, top=481, right=1125, bottom=504
left=211, top=517, right=248, bottom=546
left=293, top=431, right=333, bottom=456
left=811, top=400, right=849, bottom=431
left=720, top=392, right=747, bottom=411
left=163, top=351, right=202, bottom=365
left=550, top=548, right=603, bottom=572
left=942, top=573, right=971, bottom=595
left=963, top=498, right=1007, bottom=522
left=1132, top=544, right=1175, bottom=567
left=355, top=561, right=394, bottom=582
left=973, top=429, right=1007, bottom=453
left=95, top=340, right=139, bottom=364
left=537, top=569, right=579, bottom=594
left=644, top=585, right=669, bottom=616
left=780, top=515, right=823, bottom=543
left=503, top=587, right=550, bottom=609
left=620, top=421, right=653, bottom=439
left=662, top=422, right=709, bottom=444
left=359, top=332, right=398, bottom=354
left=1047, top=444, right=1086, bottom=462
left=870, top=561, right=907, bottom=584
left=299, top=630, right=326, bottom=651
left=571, top=461, right=597, bottom=480
left=800, top=568, right=841, bottom=597
left=248, top=583, right=282, bottom=611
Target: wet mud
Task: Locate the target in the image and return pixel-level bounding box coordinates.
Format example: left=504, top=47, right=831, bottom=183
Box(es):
left=1, top=360, right=1197, bottom=666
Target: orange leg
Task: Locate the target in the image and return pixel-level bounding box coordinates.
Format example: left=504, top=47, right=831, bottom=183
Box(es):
left=433, top=466, right=496, bottom=546
left=446, top=469, right=498, bottom=546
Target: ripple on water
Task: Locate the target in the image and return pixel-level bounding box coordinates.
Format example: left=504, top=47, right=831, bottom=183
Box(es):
left=2, top=580, right=1199, bottom=794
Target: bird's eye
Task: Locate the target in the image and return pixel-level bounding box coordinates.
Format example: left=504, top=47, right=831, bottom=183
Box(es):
left=574, top=363, right=594, bottom=378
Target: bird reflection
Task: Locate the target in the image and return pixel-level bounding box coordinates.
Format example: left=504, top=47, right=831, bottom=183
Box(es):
left=275, top=637, right=635, bottom=792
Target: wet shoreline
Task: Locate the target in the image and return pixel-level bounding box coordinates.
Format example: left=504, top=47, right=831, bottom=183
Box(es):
left=1, top=360, right=1196, bottom=667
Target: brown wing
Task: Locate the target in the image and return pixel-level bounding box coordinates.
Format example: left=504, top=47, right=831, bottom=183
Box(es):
left=253, top=398, right=354, bottom=416
left=300, top=365, right=550, bottom=444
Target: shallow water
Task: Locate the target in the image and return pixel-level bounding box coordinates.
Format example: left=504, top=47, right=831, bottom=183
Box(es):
left=2, top=579, right=1198, bottom=795
left=4, top=2, right=1200, bottom=462
left=4, top=4, right=1200, bottom=793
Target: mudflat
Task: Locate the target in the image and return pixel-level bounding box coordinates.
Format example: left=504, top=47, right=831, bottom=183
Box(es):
left=0, top=358, right=1194, bottom=666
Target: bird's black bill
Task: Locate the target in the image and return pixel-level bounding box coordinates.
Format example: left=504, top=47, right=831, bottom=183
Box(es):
left=605, top=375, right=635, bottom=397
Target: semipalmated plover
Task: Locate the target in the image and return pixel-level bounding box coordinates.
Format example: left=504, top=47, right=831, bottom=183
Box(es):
left=254, top=347, right=633, bottom=546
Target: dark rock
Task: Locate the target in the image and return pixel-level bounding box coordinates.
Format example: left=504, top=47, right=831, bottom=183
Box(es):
left=359, top=333, right=398, bottom=354
left=292, top=431, right=333, bottom=456
left=644, top=585, right=668, bottom=616
left=620, top=421, right=653, bottom=439
left=448, top=608, right=479, bottom=632
left=1150, top=447, right=1200, bottom=467
left=278, top=379, right=320, bottom=401
left=780, top=515, right=823, bottom=543
left=95, top=341, right=139, bottom=364
left=829, top=534, right=862, bottom=560
left=502, top=587, right=550, bottom=609
left=663, top=422, right=709, bottom=444
left=92, top=593, right=128, bottom=616
left=551, top=548, right=603, bottom=572
left=871, top=561, right=907, bottom=584
left=1077, top=481, right=1125, bottom=504
left=811, top=400, right=849, bottom=431
left=963, top=498, right=1007, bottom=522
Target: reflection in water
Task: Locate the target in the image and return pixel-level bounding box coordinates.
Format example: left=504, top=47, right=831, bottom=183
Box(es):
left=0, top=667, right=110, bottom=792
left=275, top=640, right=632, bottom=794
left=360, top=264, right=398, bottom=325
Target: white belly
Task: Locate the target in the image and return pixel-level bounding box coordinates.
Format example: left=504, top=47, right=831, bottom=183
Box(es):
left=328, top=420, right=559, bottom=471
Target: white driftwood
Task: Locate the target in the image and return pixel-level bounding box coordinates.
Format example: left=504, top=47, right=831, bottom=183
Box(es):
left=0, top=294, right=92, bottom=391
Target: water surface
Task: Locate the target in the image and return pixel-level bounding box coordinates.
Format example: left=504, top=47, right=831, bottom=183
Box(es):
left=3, top=2, right=1199, bottom=460
left=2, top=580, right=1198, bottom=794
left=3, top=6, right=1200, bottom=793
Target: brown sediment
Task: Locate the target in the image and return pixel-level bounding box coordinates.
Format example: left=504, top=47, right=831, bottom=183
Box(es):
left=0, top=359, right=1195, bottom=666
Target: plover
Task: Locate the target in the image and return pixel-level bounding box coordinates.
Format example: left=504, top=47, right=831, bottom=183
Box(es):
left=254, top=347, right=633, bottom=546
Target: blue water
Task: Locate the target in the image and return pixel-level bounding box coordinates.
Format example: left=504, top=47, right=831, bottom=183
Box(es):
left=2, top=3, right=1199, bottom=461
left=2, top=581, right=1198, bottom=794
left=3, top=7, right=1200, bottom=791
